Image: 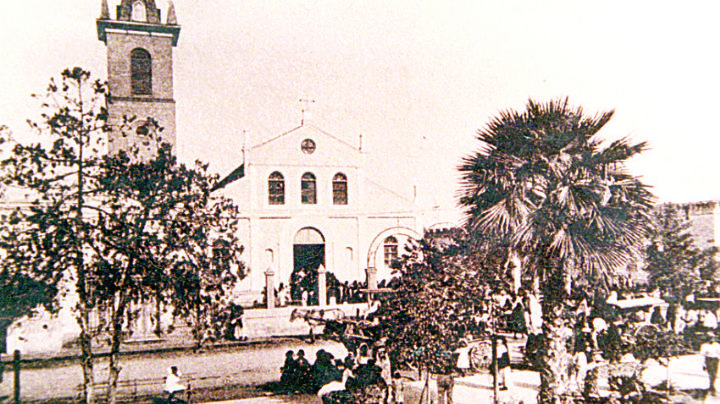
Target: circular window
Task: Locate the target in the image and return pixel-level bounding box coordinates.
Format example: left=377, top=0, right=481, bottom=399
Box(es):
left=301, top=139, right=316, bottom=154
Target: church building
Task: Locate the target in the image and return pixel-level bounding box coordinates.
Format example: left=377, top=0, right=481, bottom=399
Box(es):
left=213, top=123, right=423, bottom=306
left=97, top=0, right=180, bottom=160
left=96, top=0, right=433, bottom=308
left=2, top=0, right=452, bottom=353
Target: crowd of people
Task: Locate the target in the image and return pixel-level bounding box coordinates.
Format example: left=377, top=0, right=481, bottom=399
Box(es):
left=279, top=344, right=403, bottom=404
left=558, top=289, right=720, bottom=395
left=271, top=280, right=372, bottom=307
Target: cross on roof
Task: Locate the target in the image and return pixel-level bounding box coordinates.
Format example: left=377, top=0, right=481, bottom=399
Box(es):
left=299, top=98, right=315, bottom=125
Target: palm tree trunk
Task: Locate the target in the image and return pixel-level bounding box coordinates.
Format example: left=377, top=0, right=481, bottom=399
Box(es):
left=538, top=273, right=573, bottom=404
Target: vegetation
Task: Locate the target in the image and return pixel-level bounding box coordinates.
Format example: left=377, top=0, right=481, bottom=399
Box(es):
left=0, top=126, right=62, bottom=345
left=458, top=98, right=654, bottom=403
left=378, top=228, right=511, bottom=403
left=644, top=203, right=719, bottom=299
left=0, top=68, right=245, bottom=404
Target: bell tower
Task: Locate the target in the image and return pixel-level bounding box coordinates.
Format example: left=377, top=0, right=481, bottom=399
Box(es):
left=97, top=0, right=181, bottom=158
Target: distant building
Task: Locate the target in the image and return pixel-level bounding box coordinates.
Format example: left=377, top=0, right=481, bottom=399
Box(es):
left=676, top=200, right=720, bottom=250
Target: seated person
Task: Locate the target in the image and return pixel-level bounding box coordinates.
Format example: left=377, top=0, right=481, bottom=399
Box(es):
left=280, top=350, right=297, bottom=393
left=164, top=366, right=187, bottom=403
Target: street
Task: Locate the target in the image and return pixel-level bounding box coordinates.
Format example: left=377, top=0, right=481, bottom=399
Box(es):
left=0, top=339, right=347, bottom=402
left=205, top=354, right=720, bottom=404
left=5, top=338, right=720, bottom=403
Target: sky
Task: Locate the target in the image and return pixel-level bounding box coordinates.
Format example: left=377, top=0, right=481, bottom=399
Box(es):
left=1, top=1, right=720, bottom=218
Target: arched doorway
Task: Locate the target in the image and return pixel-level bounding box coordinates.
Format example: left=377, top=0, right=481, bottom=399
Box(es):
left=366, top=227, right=422, bottom=288
left=292, top=227, right=325, bottom=305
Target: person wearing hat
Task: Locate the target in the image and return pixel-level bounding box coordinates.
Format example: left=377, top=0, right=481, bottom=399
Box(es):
left=700, top=334, right=720, bottom=393
left=280, top=350, right=298, bottom=393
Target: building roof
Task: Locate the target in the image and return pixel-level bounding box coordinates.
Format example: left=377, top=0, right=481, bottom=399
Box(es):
left=250, top=123, right=359, bottom=153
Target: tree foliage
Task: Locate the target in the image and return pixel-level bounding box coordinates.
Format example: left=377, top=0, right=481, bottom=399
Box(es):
left=0, top=127, right=62, bottom=319
left=378, top=229, right=500, bottom=374
left=458, top=99, right=654, bottom=403
left=0, top=68, right=245, bottom=404
left=0, top=68, right=108, bottom=403
left=644, top=203, right=719, bottom=299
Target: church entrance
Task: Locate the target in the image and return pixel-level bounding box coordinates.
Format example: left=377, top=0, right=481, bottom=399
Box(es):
left=291, top=228, right=325, bottom=306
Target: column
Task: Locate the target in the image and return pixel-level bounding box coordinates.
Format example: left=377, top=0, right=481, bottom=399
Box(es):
left=317, top=264, right=327, bottom=307
left=265, top=269, right=275, bottom=309
left=365, top=266, right=378, bottom=303
left=365, top=266, right=378, bottom=290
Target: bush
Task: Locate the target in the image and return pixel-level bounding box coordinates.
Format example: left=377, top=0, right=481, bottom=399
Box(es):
left=629, top=326, right=691, bottom=362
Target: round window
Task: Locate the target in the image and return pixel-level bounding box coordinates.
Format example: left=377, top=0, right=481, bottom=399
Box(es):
left=301, top=138, right=316, bottom=154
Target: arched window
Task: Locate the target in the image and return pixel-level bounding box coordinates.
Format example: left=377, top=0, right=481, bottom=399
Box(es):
left=268, top=171, right=285, bottom=205
left=130, top=48, right=152, bottom=95
left=383, top=236, right=398, bottom=266
left=333, top=173, right=348, bottom=205
left=301, top=172, right=317, bottom=204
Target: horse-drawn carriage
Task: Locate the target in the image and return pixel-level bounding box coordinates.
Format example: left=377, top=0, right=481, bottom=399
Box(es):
left=290, top=306, right=499, bottom=374
left=606, top=296, right=668, bottom=337
left=290, top=307, right=380, bottom=351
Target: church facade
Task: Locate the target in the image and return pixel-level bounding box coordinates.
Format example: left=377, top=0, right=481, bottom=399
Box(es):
left=214, top=123, right=424, bottom=305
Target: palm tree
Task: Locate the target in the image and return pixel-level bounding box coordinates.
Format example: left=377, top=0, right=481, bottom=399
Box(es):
left=458, top=98, right=654, bottom=403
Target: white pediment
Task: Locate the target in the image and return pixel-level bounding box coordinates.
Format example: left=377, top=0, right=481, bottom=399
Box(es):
left=249, top=124, right=362, bottom=168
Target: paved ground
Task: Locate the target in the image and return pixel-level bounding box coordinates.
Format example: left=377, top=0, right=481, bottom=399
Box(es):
left=203, top=354, right=720, bottom=404
left=6, top=337, right=720, bottom=404
left=0, top=338, right=347, bottom=402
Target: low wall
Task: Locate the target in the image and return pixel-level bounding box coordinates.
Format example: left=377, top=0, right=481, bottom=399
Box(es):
left=5, top=302, right=370, bottom=355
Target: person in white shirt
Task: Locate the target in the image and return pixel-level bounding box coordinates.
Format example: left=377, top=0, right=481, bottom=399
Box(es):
left=454, top=340, right=471, bottom=376
left=164, top=366, right=186, bottom=403
left=701, top=336, right=720, bottom=393
left=524, top=293, right=543, bottom=335
left=317, top=365, right=354, bottom=401
left=703, top=310, right=719, bottom=331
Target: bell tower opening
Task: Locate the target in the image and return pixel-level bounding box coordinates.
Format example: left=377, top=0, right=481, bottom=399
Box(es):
left=131, top=0, right=146, bottom=22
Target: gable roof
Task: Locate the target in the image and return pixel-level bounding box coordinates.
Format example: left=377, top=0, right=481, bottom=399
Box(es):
left=212, top=123, right=361, bottom=191
left=251, top=123, right=359, bottom=153
left=211, top=163, right=244, bottom=192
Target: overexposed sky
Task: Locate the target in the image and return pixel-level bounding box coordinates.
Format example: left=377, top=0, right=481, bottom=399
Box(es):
left=1, top=1, right=719, bottom=214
